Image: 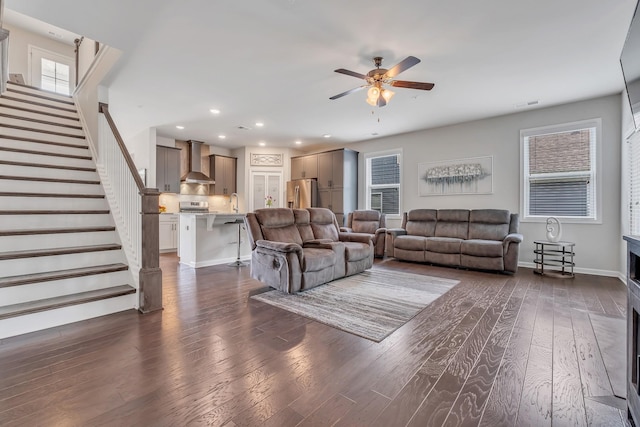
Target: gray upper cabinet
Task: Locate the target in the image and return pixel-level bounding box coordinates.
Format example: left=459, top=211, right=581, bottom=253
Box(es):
left=291, top=154, right=318, bottom=180
left=317, top=150, right=345, bottom=189
left=156, top=146, right=181, bottom=193
left=209, top=155, right=237, bottom=195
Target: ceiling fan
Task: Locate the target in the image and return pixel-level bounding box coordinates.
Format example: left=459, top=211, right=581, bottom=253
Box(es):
left=329, top=56, right=434, bottom=107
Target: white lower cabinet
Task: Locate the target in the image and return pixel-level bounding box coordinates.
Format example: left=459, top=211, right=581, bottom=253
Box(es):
left=159, top=214, right=179, bottom=252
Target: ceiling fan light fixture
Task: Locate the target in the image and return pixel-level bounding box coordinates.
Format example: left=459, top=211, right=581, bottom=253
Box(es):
left=366, top=96, right=377, bottom=106
left=381, top=89, right=395, bottom=102
left=367, top=86, right=380, bottom=99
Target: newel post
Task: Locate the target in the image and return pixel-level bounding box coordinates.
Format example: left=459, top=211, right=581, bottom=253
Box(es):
left=139, top=188, right=163, bottom=313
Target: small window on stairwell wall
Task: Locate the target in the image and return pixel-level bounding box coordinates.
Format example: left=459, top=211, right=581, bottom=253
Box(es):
left=28, top=45, right=75, bottom=95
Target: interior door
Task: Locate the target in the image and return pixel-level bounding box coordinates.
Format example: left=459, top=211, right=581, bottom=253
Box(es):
left=249, top=170, right=283, bottom=211
left=28, top=46, right=75, bottom=94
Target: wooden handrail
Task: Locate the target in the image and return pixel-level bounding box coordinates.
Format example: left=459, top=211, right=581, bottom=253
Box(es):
left=98, top=102, right=146, bottom=191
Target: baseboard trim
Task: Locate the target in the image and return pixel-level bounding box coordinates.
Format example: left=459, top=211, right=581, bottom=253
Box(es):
left=179, top=255, right=251, bottom=269
left=518, top=261, right=625, bottom=282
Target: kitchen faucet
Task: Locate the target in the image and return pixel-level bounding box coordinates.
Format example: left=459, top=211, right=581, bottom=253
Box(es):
left=229, top=193, right=239, bottom=213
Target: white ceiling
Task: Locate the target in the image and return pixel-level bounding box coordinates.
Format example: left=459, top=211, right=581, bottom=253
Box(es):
left=5, top=0, right=638, bottom=151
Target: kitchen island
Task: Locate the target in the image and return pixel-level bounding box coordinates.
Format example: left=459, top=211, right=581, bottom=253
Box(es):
left=178, top=213, right=251, bottom=268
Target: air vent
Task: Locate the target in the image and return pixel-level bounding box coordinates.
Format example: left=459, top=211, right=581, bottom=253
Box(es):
left=237, top=125, right=252, bottom=131
left=515, top=100, right=541, bottom=109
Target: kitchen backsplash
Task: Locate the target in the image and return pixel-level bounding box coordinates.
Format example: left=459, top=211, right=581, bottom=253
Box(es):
left=159, top=193, right=236, bottom=213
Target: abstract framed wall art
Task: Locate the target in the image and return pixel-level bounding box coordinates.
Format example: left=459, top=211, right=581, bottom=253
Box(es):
left=418, top=156, right=493, bottom=196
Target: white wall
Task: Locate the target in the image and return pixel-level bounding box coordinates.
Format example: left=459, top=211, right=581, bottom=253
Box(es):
left=4, top=22, right=74, bottom=85
left=128, top=128, right=157, bottom=187
left=346, top=94, right=622, bottom=276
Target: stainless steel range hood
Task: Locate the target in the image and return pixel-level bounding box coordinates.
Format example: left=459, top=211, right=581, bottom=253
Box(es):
left=180, top=140, right=215, bottom=184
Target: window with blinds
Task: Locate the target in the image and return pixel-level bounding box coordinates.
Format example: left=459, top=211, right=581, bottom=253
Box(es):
left=365, top=151, right=401, bottom=216
left=521, top=119, right=600, bottom=221
left=629, top=132, right=640, bottom=234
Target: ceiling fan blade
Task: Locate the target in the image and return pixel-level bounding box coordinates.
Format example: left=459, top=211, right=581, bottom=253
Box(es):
left=334, top=68, right=367, bottom=80
left=329, top=85, right=366, bottom=100
left=385, top=56, right=421, bottom=78
left=390, top=80, right=435, bottom=90
left=377, top=94, right=387, bottom=107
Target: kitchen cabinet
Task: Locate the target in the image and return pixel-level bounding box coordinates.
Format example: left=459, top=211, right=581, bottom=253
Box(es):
left=318, top=188, right=345, bottom=225
left=156, top=146, right=181, bottom=193
left=291, top=154, right=318, bottom=180
left=209, top=155, right=237, bottom=196
left=317, top=150, right=346, bottom=189
left=315, top=148, right=357, bottom=226
left=159, top=214, right=179, bottom=252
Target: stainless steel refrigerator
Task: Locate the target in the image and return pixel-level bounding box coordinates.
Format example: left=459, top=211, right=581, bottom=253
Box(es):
left=286, top=179, right=317, bottom=209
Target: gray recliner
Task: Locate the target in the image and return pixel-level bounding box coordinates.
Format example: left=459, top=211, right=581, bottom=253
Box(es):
left=340, top=210, right=387, bottom=258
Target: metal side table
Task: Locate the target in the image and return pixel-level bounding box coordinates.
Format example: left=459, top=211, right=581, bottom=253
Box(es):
left=533, top=240, right=575, bottom=278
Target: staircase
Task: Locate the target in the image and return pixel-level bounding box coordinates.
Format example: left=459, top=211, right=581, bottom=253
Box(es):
left=0, top=82, right=137, bottom=339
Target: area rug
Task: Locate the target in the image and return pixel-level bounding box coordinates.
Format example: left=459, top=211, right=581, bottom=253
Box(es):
left=251, top=269, right=459, bottom=342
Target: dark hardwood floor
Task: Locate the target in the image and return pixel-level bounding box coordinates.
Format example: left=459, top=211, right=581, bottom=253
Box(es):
left=0, top=254, right=628, bottom=426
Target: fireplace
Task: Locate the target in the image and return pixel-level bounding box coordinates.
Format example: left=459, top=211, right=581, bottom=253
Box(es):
left=625, top=235, right=640, bottom=426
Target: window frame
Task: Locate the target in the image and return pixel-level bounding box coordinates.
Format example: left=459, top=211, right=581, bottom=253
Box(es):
left=520, top=118, right=602, bottom=224
left=364, top=149, right=402, bottom=220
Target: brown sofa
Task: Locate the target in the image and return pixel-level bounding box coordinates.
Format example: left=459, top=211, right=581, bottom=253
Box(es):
left=386, top=209, right=522, bottom=273
left=245, top=207, right=374, bottom=293
left=340, top=210, right=386, bottom=258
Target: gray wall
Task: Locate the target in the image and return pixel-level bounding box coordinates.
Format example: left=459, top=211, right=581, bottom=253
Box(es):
left=347, top=94, right=622, bottom=276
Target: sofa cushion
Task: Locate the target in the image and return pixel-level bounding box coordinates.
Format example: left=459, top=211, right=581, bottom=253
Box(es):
left=425, top=237, right=463, bottom=254
left=461, top=239, right=504, bottom=257
left=435, top=209, right=469, bottom=240
left=343, top=241, right=371, bottom=262
left=351, top=210, right=382, bottom=234
left=394, top=235, right=427, bottom=251
left=468, top=209, right=510, bottom=241
left=405, top=209, right=437, bottom=237
left=293, top=209, right=315, bottom=242
left=308, top=208, right=339, bottom=241
left=255, top=208, right=303, bottom=245
left=302, top=247, right=336, bottom=272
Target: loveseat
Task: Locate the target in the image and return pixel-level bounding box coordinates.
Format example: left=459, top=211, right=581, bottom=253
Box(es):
left=245, top=207, right=374, bottom=293
left=386, top=209, right=522, bottom=273
left=340, top=210, right=386, bottom=258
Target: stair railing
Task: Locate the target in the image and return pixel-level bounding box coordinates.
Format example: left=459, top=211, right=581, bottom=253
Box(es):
left=97, top=102, right=162, bottom=313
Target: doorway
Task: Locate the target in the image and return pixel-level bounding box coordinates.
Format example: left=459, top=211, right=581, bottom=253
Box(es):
left=249, top=170, right=283, bottom=211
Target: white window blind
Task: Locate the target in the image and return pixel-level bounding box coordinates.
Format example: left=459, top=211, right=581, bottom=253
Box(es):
left=630, top=132, right=640, bottom=234
left=521, top=119, right=600, bottom=222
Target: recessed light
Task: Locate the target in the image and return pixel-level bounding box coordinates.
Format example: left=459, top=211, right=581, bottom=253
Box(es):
left=218, top=135, right=226, bottom=139
left=210, top=109, right=221, bottom=114
left=176, top=125, right=184, bottom=130
left=255, top=122, right=264, bottom=127
left=259, top=141, right=266, bottom=146
left=323, top=134, right=331, bottom=138
left=295, top=140, right=302, bottom=145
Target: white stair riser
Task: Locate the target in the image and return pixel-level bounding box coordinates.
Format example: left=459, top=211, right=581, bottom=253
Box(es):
left=0, top=164, right=99, bottom=181
left=0, top=98, right=78, bottom=119
left=0, top=137, right=88, bottom=156
left=0, top=126, right=84, bottom=146
left=0, top=117, right=84, bottom=137
left=0, top=293, right=137, bottom=340
left=0, top=196, right=108, bottom=210
left=0, top=270, right=132, bottom=306
left=7, top=85, right=74, bottom=102
left=0, top=231, right=119, bottom=252
left=0, top=106, right=81, bottom=128
left=0, top=179, right=104, bottom=195
left=4, top=90, right=75, bottom=109
left=0, top=249, right=126, bottom=277
left=0, top=214, right=113, bottom=229
left=0, top=150, right=94, bottom=168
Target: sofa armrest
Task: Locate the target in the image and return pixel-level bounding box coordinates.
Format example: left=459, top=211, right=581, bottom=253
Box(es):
left=256, top=240, right=303, bottom=254
left=374, top=228, right=387, bottom=239
left=386, top=228, right=406, bottom=237
left=504, top=233, right=523, bottom=244
left=338, top=232, right=373, bottom=244
left=340, top=227, right=353, bottom=233
left=303, top=239, right=335, bottom=249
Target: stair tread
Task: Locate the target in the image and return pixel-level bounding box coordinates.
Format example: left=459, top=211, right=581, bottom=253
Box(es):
left=0, top=95, right=77, bottom=113
left=0, top=145, right=92, bottom=160
left=0, top=160, right=96, bottom=172
left=0, top=192, right=105, bottom=198
left=0, top=103, right=80, bottom=121
left=0, top=175, right=100, bottom=185
left=0, top=243, right=122, bottom=260
left=0, top=210, right=110, bottom=215
left=0, top=226, right=115, bottom=236
left=7, top=81, right=73, bottom=99
left=0, top=263, right=129, bottom=288
left=0, top=134, right=88, bottom=149
left=0, top=123, right=85, bottom=139
left=0, top=112, right=83, bottom=130
left=6, top=87, right=75, bottom=105
left=0, top=285, right=135, bottom=320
